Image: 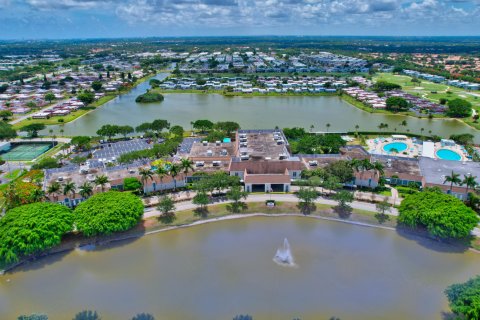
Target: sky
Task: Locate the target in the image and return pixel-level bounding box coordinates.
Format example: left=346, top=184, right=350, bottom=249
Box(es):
left=0, top=0, right=479, bottom=39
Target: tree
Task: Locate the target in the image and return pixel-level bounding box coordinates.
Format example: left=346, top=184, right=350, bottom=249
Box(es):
left=398, top=190, right=479, bottom=239
left=157, top=196, right=175, bottom=222
left=20, top=123, right=46, bottom=138
left=445, top=275, right=480, bottom=320
left=0, top=203, right=73, bottom=266
left=74, top=191, right=144, bottom=236
left=91, top=81, right=103, bottom=92
left=226, top=185, right=248, bottom=213
left=0, top=110, right=13, bottom=121
left=151, top=119, right=170, bottom=133
left=296, top=186, right=319, bottom=214
left=214, top=121, right=240, bottom=135
left=168, top=163, right=181, bottom=191
left=386, top=96, right=409, bottom=112
left=71, top=136, right=92, bottom=151
left=180, top=158, right=194, bottom=175
left=135, top=92, right=164, bottom=103
left=118, top=125, right=134, bottom=139
left=372, top=81, right=401, bottom=92
left=18, top=314, right=49, bottom=320
left=93, top=175, right=108, bottom=192
left=462, top=175, right=478, bottom=195
left=450, top=133, right=474, bottom=146
left=444, top=170, right=461, bottom=192
left=79, top=182, right=93, bottom=199
left=192, top=119, right=214, bottom=133
left=96, top=124, right=119, bottom=140
left=0, top=121, right=17, bottom=139
left=31, top=157, right=60, bottom=169
left=77, top=91, right=95, bottom=106
left=325, top=160, right=354, bottom=183
left=44, top=92, right=56, bottom=103
left=123, top=177, right=142, bottom=191
left=47, top=181, right=61, bottom=202
left=139, top=168, right=154, bottom=194
left=333, top=190, right=354, bottom=215
left=193, top=191, right=210, bottom=215
left=169, top=125, right=184, bottom=137
left=447, top=99, right=472, bottom=118
left=63, top=181, right=77, bottom=200
left=131, top=314, right=155, bottom=320
left=375, top=199, right=391, bottom=223
left=73, top=310, right=101, bottom=320
left=155, top=166, right=168, bottom=193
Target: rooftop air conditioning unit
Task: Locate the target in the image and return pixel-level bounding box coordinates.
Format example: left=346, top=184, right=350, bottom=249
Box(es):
left=277, top=139, right=284, bottom=145
left=202, top=141, right=208, bottom=146
left=279, top=154, right=288, bottom=160
left=207, top=150, right=213, bottom=156
left=241, top=154, right=249, bottom=160
left=212, top=161, right=221, bottom=167
left=308, top=160, right=318, bottom=166
left=195, top=161, right=205, bottom=167
left=215, top=141, right=221, bottom=146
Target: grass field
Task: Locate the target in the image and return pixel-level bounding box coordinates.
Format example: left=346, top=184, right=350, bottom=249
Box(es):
left=374, top=73, right=480, bottom=110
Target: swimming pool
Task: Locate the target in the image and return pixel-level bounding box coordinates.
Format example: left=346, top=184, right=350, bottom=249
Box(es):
left=436, top=149, right=462, bottom=161
left=383, top=142, right=408, bottom=153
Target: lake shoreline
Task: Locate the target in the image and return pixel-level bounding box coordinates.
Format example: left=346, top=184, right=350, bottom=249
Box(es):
left=2, top=208, right=477, bottom=275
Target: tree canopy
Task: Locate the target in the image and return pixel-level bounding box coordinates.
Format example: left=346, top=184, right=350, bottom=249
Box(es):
left=372, top=81, right=401, bottom=92
left=445, top=275, right=480, bottom=320
left=0, top=202, right=74, bottom=266
left=192, top=119, right=214, bottom=133
left=398, top=190, right=479, bottom=239
left=0, top=121, right=17, bottom=139
left=77, top=91, right=95, bottom=105
left=19, top=123, right=46, bottom=138
left=386, top=96, right=409, bottom=112
left=447, top=98, right=472, bottom=118
left=74, top=191, right=144, bottom=237
left=135, top=92, right=164, bottom=103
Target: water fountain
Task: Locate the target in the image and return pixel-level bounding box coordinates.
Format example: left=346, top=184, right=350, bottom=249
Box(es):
left=273, top=238, right=296, bottom=267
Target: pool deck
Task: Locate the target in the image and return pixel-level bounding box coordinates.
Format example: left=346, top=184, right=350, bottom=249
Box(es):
left=367, top=136, right=469, bottom=161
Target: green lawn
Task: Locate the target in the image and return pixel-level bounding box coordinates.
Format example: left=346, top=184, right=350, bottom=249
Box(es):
left=374, top=73, right=480, bottom=110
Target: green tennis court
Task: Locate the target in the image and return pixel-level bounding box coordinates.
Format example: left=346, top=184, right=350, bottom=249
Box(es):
left=1, top=143, right=52, bottom=161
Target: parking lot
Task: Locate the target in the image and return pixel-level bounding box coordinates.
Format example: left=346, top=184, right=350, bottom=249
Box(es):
left=92, top=139, right=160, bottom=161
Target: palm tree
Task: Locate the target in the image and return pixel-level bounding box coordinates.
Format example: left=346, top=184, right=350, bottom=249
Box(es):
left=372, top=161, right=385, bottom=179
left=63, top=181, right=76, bottom=200
left=139, top=168, right=154, bottom=194
left=400, top=120, right=407, bottom=128
left=47, top=181, right=61, bottom=202
left=420, top=127, right=425, bottom=137
left=31, top=188, right=46, bottom=202
left=349, top=158, right=363, bottom=172
left=79, top=182, right=94, bottom=199
left=168, top=163, right=181, bottom=191
left=355, top=124, right=359, bottom=132
left=94, top=175, right=109, bottom=192
left=361, top=158, right=373, bottom=171
left=326, top=123, right=331, bottom=132
left=444, top=171, right=461, bottom=193
left=310, top=124, right=314, bottom=132
left=155, top=166, right=168, bottom=193
left=461, top=174, right=478, bottom=196
left=180, top=158, right=194, bottom=175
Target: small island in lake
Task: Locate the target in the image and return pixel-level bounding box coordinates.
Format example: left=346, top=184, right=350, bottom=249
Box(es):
left=135, top=92, right=164, bottom=103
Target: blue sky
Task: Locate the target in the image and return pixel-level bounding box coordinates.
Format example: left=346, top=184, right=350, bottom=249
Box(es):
left=0, top=0, right=479, bottom=39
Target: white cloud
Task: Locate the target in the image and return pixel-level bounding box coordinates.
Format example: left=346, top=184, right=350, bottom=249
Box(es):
left=25, top=0, right=111, bottom=10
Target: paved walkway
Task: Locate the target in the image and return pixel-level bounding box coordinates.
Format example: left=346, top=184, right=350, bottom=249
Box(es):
left=144, top=193, right=399, bottom=219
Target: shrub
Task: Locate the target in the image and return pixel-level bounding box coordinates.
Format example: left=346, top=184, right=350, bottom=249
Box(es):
left=0, top=203, right=74, bottom=266
left=398, top=190, right=479, bottom=239
left=74, top=191, right=144, bottom=237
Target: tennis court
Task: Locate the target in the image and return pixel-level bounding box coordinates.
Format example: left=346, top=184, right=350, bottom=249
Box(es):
left=1, top=143, right=53, bottom=161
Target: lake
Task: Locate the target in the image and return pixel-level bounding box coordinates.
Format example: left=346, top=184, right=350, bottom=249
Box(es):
left=1, top=216, right=479, bottom=319
left=44, top=74, right=480, bottom=142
